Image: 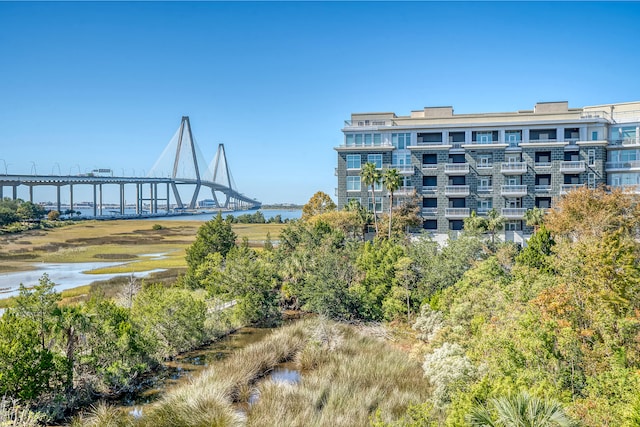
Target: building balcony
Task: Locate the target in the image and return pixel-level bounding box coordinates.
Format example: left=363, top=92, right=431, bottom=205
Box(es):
left=344, top=119, right=390, bottom=127
left=605, top=161, right=640, bottom=171
left=608, top=138, right=640, bottom=147
left=444, top=163, right=470, bottom=175
left=421, top=207, right=438, bottom=216
left=560, top=183, right=585, bottom=194
left=445, top=208, right=470, bottom=218
left=476, top=163, right=494, bottom=171
left=394, top=186, right=415, bottom=197
left=476, top=207, right=492, bottom=215
left=534, top=162, right=552, bottom=169
left=346, top=188, right=361, bottom=193
left=500, top=162, right=527, bottom=174
left=445, top=185, right=470, bottom=197
left=560, top=161, right=586, bottom=173
left=501, top=208, right=527, bottom=219
left=527, top=139, right=558, bottom=144
left=534, top=185, right=552, bottom=193
left=421, top=186, right=438, bottom=194
left=335, top=142, right=394, bottom=152
left=477, top=186, right=493, bottom=196
left=421, top=164, right=438, bottom=172
left=391, top=165, right=414, bottom=175
left=501, top=185, right=528, bottom=196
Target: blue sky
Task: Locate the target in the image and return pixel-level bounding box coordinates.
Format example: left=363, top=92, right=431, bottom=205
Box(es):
left=1, top=1, right=639, bottom=205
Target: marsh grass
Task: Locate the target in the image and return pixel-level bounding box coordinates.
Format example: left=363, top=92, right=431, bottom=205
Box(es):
left=0, top=397, right=45, bottom=427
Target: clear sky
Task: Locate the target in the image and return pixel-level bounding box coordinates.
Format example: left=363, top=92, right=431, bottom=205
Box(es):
left=1, top=1, right=640, bottom=205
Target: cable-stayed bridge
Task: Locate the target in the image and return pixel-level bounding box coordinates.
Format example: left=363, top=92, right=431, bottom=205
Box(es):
left=0, top=117, right=261, bottom=216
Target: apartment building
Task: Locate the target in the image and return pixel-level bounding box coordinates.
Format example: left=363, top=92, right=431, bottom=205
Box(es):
left=335, top=101, right=640, bottom=236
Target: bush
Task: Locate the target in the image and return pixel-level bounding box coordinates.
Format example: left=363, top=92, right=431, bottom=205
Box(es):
left=151, top=224, right=163, bottom=230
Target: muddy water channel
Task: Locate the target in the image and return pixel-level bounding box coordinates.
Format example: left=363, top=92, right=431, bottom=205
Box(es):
left=109, top=325, right=301, bottom=418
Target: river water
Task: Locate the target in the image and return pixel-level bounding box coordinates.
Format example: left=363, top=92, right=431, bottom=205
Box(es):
left=64, top=208, right=302, bottom=222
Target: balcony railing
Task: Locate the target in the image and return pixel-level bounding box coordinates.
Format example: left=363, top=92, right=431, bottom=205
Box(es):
left=477, top=207, right=492, bottom=215
left=444, top=163, right=470, bottom=175
left=445, top=208, right=470, bottom=218
left=421, top=207, right=438, bottom=216
left=502, top=208, right=527, bottom=219
left=560, top=183, right=585, bottom=194
left=559, top=161, right=586, bottom=173
left=534, top=162, right=552, bottom=168
left=477, top=185, right=493, bottom=194
left=608, top=138, right=639, bottom=146
left=445, top=185, right=470, bottom=196
left=422, top=163, right=438, bottom=170
left=421, top=186, right=438, bottom=194
left=535, top=185, right=552, bottom=193
left=394, top=186, right=415, bottom=196
left=415, top=140, right=445, bottom=146
left=501, top=185, right=528, bottom=196
left=528, top=138, right=558, bottom=144
left=476, top=163, right=493, bottom=170
left=337, top=142, right=394, bottom=149
left=391, top=165, right=414, bottom=174
left=605, top=161, right=640, bottom=170
left=501, top=162, right=527, bottom=174
left=344, top=119, right=389, bottom=127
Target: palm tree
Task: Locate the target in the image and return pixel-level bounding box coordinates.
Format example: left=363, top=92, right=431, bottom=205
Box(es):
left=486, top=208, right=505, bottom=245
left=383, top=168, right=402, bottom=238
left=524, top=207, right=545, bottom=233
left=361, top=162, right=382, bottom=235
left=468, top=391, right=575, bottom=427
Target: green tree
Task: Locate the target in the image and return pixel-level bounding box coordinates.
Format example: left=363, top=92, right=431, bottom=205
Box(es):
left=185, top=212, right=236, bottom=285
left=468, top=391, right=575, bottom=427
left=361, top=162, right=382, bottom=236
left=383, top=168, right=402, bottom=239
left=524, top=207, right=545, bottom=232
left=485, top=208, right=505, bottom=246
left=16, top=201, right=46, bottom=221
left=516, top=225, right=554, bottom=272
left=301, top=191, right=336, bottom=220
left=47, top=210, right=60, bottom=221
left=15, top=273, right=61, bottom=350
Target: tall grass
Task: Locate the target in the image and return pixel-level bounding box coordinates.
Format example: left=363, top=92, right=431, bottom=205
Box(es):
left=0, top=397, right=45, bottom=427
left=247, top=322, right=431, bottom=427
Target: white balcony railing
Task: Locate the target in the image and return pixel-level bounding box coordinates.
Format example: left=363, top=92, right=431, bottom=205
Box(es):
left=391, top=165, right=414, bottom=174
left=422, top=207, right=438, bottom=216
left=394, top=186, right=415, bottom=196
left=534, top=162, right=552, bottom=168
left=338, top=141, right=394, bottom=149
left=445, top=185, right=470, bottom=196
left=560, top=183, right=585, bottom=194
left=477, top=185, right=493, bottom=194
left=422, top=163, right=438, bottom=170
left=477, top=207, right=492, bottom=215
left=476, top=163, right=493, bottom=170
left=502, top=208, right=527, bottom=219
left=501, top=185, right=528, bottom=196
left=535, top=185, right=552, bottom=193
left=445, top=208, right=470, bottom=218
left=422, top=186, right=438, bottom=194
left=500, top=162, right=527, bottom=174
left=444, top=163, right=470, bottom=175
left=560, top=161, right=586, bottom=173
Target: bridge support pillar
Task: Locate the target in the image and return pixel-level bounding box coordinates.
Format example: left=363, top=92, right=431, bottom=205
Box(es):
left=56, top=186, right=61, bottom=213
left=0, top=186, right=3, bottom=200
left=136, top=183, right=140, bottom=215
left=149, top=183, right=153, bottom=214
left=13, top=186, right=17, bottom=200
left=120, top=183, right=125, bottom=215
left=166, top=182, right=170, bottom=213
left=93, top=185, right=97, bottom=217
left=29, top=186, right=33, bottom=203
left=99, top=184, right=103, bottom=216
left=69, top=184, right=74, bottom=215
left=153, top=183, right=158, bottom=214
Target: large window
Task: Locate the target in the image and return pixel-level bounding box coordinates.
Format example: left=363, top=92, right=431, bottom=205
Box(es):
left=392, top=133, right=411, bottom=149
left=368, top=197, right=382, bottom=213
left=611, top=126, right=637, bottom=143
left=423, top=220, right=437, bottom=230
left=345, top=133, right=383, bottom=147
left=346, top=176, right=361, bottom=192
left=367, top=154, right=383, bottom=168
left=346, top=154, right=361, bottom=169
left=392, top=152, right=411, bottom=166
left=588, top=149, right=595, bottom=166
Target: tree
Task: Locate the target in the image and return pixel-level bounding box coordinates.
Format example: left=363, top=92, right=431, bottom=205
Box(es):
left=464, top=210, right=487, bottom=235
left=516, top=225, right=554, bottom=272
left=383, top=168, right=402, bottom=239
left=16, top=201, right=46, bottom=221
left=47, top=210, right=60, bottom=221
left=185, top=212, right=236, bottom=280
left=523, top=207, right=545, bottom=232
left=15, top=273, right=61, bottom=350
left=301, top=191, right=336, bottom=220
left=344, top=199, right=372, bottom=240
left=485, top=208, right=505, bottom=246
left=361, top=162, right=382, bottom=235
left=467, top=391, right=575, bottom=427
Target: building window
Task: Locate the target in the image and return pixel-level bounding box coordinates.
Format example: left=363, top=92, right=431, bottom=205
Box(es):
left=367, top=154, right=383, bottom=168
left=368, top=197, right=382, bottom=213
left=478, top=176, right=492, bottom=189
left=505, top=221, right=520, bottom=231
left=345, top=133, right=383, bottom=147
left=392, top=133, right=411, bottom=149
left=423, top=153, right=438, bottom=165
left=536, top=197, right=551, bottom=209
left=392, top=152, right=411, bottom=166
left=592, top=131, right=598, bottom=141
left=346, top=176, right=361, bottom=192
left=535, top=151, right=551, bottom=164
left=423, top=176, right=437, bottom=187
left=423, top=220, right=437, bottom=230
left=588, top=173, right=596, bottom=189
left=450, top=220, right=464, bottom=231
left=346, top=155, right=361, bottom=169
left=588, top=149, right=595, bottom=166
left=347, top=197, right=361, bottom=205
left=474, top=131, right=494, bottom=144
left=478, top=155, right=492, bottom=168
left=478, top=199, right=492, bottom=211
left=374, top=181, right=383, bottom=192
left=423, top=198, right=437, bottom=208
left=505, top=130, right=522, bottom=145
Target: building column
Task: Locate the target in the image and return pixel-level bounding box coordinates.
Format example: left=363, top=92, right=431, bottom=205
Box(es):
left=523, top=129, right=530, bottom=143
left=557, top=127, right=564, bottom=142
